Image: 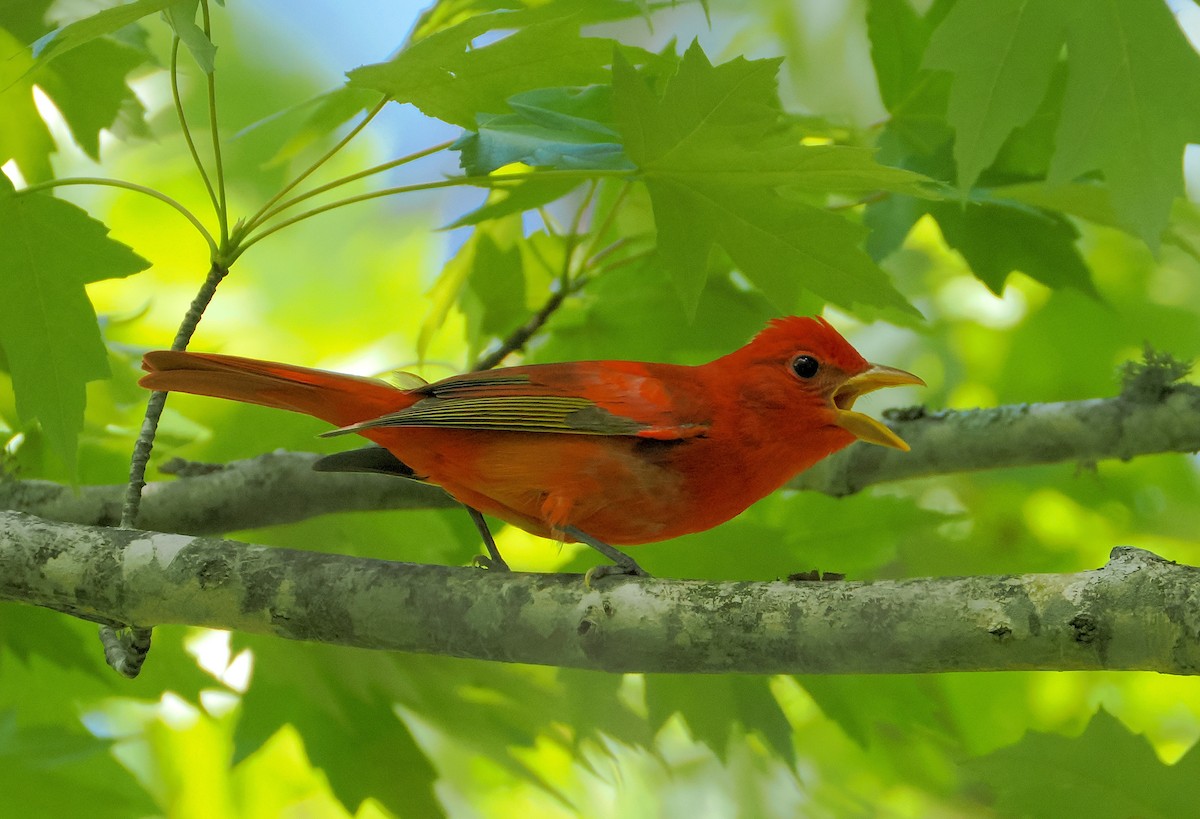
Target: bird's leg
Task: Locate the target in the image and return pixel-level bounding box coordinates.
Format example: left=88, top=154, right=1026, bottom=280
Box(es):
left=466, top=506, right=509, bottom=571
left=563, top=525, right=650, bottom=583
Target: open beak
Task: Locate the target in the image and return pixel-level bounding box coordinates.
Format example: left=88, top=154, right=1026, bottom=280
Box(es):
left=832, top=364, right=925, bottom=451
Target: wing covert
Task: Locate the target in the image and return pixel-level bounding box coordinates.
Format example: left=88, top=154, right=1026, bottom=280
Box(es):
left=321, top=362, right=711, bottom=439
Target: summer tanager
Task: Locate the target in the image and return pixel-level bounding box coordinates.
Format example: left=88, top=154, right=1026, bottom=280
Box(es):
left=140, top=316, right=922, bottom=576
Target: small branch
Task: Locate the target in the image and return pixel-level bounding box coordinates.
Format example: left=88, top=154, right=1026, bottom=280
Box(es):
left=7, top=388, right=1198, bottom=536
left=471, top=287, right=570, bottom=371
left=0, top=451, right=454, bottom=535
left=3, top=511, right=1199, bottom=674
left=112, top=261, right=229, bottom=678
left=471, top=185, right=597, bottom=370
left=122, top=263, right=230, bottom=529
left=792, top=385, right=1200, bottom=496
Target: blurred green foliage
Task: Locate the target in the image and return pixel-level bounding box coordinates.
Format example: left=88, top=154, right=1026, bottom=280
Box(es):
left=2, top=0, right=1200, bottom=816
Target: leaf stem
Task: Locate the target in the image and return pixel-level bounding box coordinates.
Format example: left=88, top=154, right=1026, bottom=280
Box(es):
left=200, top=0, right=228, bottom=246
left=18, top=178, right=217, bottom=257
left=582, top=181, right=631, bottom=264
left=171, top=37, right=220, bottom=223
left=240, top=138, right=452, bottom=238
left=231, top=176, right=524, bottom=261
left=239, top=96, right=391, bottom=237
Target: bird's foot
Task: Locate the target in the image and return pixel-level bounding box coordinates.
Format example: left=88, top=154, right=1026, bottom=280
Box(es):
left=473, top=553, right=510, bottom=572
left=584, top=559, right=649, bottom=588
left=787, top=569, right=846, bottom=582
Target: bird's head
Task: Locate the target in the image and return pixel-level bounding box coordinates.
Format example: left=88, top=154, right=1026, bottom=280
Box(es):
left=730, top=316, right=924, bottom=451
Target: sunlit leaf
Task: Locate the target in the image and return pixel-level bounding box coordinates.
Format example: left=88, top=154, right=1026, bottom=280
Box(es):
left=348, top=15, right=615, bottom=128
left=613, top=42, right=917, bottom=317
left=0, top=26, right=55, bottom=182
left=923, top=0, right=1073, bottom=192
left=0, top=179, right=149, bottom=472
left=30, top=0, right=175, bottom=64
left=161, top=0, right=216, bottom=74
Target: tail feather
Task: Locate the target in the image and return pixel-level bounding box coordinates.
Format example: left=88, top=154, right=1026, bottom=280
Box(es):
left=140, top=351, right=411, bottom=428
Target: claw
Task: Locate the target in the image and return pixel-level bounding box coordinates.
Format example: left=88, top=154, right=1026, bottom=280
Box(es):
left=466, top=506, right=510, bottom=571
left=584, top=561, right=649, bottom=588
left=564, top=526, right=650, bottom=585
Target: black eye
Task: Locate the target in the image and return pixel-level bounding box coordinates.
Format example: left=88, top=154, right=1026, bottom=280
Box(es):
left=791, top=355, right=820, bottom=379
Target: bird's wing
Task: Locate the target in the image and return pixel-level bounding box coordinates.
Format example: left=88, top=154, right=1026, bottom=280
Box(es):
left=322, top=361, right=710, bottom=440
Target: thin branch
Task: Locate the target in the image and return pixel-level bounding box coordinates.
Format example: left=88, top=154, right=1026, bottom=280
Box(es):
left=7, top=387, right=1199, bottom=537
left=471, top=287, right=570, bottom=372
left=2, top=511, right=1198, bottom=674
left=470, top=185, right=597, bottom=370
left=111, top=261, right=229, bottom=678
left=234, top=169, right=630, bottom=259
left=122, top=263, right=231, bottom=527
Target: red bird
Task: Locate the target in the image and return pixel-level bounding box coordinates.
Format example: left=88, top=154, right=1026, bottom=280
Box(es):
left=140, top=316, right=922, bottom=577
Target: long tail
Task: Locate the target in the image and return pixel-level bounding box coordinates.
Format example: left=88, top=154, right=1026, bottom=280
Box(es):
left=140, top=351, right=413, bottom=428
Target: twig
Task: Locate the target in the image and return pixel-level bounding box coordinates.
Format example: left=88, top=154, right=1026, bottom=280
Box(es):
left=109, top=261, right=229, bottom=678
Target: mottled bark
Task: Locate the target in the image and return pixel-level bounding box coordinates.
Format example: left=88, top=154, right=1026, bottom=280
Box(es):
left=3, top=511, right=1199, bottom=674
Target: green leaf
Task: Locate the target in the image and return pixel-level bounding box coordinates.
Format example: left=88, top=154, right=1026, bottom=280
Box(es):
left=866, top=0, right=928, bottom=111
left=798, top=676, right=942, bottom=748
left=408, top=0, right=646, bottom=43
left=0, top=0, right=54, bottom=42
left=706, top=144, right=933, bottom=197
left=1049, top=0, right=1200, bottom=250
left=0, top=26, right=55, bottom=183
left=462, top=227, right=526, bottom=362
left=923, top=0, right=1200, bottom=249
left=923, top=0, right=1074, bottom=192
left=455, top=86, right=633, bottom=175
left=644, top=675, right=794, bottom=765
left=965, top=709, right=1200, bottom=818
left=0, top=181, right=149, bottom=472
left=30, top=0, right=176, bottom=65
left=234, top=646, right=444, bottom=818
left=418, top=215, right=522, bottom=361
left=993, top=181, right=1119, bottom=229
left=445, top=177, right=582, bottom=228
left=160, top=0, right=215, bottom=74
left=35, top=37, right=150, bottom=160
left=348, top=14, right=615, bottom=128
left=930, top=199, right=1097, bottom=296
left=613, top=42, right=917, bottom=317
left=0, top=711, right=156, bottom=819
left=456, top=112, right=629, bottom=176
left=265, top=86, right=381, bottom=168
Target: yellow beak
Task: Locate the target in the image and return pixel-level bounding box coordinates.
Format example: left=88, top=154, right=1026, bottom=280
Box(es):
left=832, top=364, right=925, bottom=451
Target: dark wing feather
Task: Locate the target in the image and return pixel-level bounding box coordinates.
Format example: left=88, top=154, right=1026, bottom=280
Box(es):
left=321, top=364, right=710, bottom=439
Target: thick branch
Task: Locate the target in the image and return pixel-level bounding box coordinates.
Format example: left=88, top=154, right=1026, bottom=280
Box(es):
left=3, top=388, right=1197, bottom=534
left=1, top=511, right=1198, bottom=674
